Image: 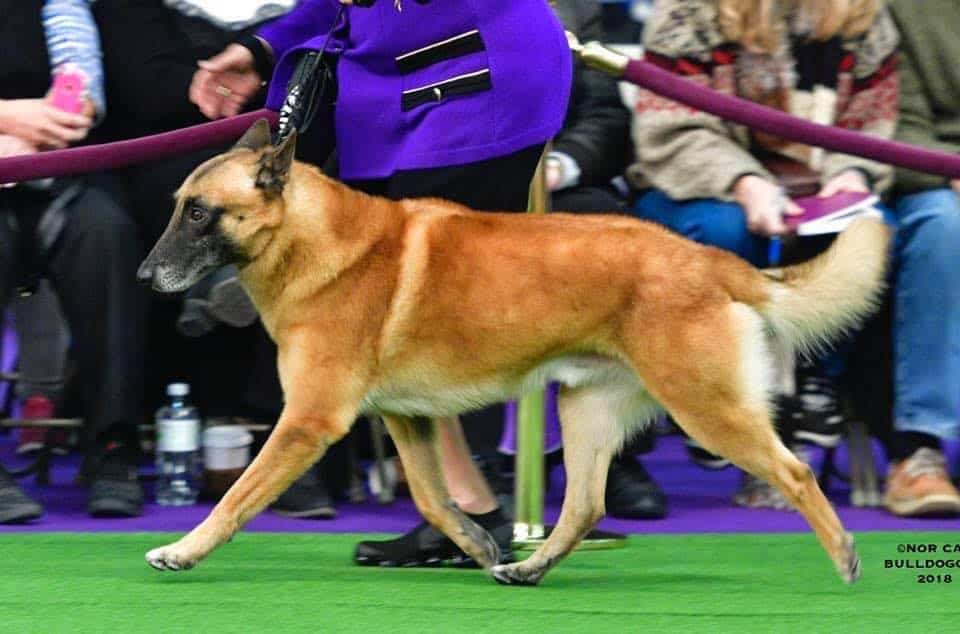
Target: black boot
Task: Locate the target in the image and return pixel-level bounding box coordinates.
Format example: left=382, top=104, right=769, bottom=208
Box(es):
left=354, top=507, right=515, bottom=567
left=604, top=453, right=667, bottom=519
left=271, top=465, right=336, bottom=519
left=0, top=466, right=43, bottom=524
left=87, top=442, right=144, bottom=518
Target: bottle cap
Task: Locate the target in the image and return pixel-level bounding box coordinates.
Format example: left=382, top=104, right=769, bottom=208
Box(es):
left=166, top=383, right=190, bottom=397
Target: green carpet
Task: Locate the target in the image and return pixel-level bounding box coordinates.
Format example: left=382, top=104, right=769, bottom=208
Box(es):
left=0, top=532, right=957, bottom=633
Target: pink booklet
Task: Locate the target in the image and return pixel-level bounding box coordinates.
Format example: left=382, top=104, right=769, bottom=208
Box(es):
left=786, top=191, right=881, bottom=236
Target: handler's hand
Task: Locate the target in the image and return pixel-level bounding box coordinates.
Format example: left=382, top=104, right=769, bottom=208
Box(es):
left=818, top=170, right=871, bottom=198
left=733, top=174, right=803, bottom=236
left=191, top=44, right=263, bottom=119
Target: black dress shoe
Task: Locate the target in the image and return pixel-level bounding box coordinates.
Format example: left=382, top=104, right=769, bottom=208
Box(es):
left=0, top=467, right=43, bottom=524
left=87, top=446, right=144, bottom=518
left=271, top=467, right=336, bottom=519
left=605, top=454, right=667, bottom=519
left=354, top=508, right=515, bottom=567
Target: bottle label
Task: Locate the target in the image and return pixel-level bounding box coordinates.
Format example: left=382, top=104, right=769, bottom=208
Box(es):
left=157, top=418, right=200, bottom=452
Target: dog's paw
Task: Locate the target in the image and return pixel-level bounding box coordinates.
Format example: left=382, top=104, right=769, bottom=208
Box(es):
left=490, top=562, right=544, bottom=587
left=145, top=543, right=200, bottom=572
left=837, top=532, right=861, bottom=584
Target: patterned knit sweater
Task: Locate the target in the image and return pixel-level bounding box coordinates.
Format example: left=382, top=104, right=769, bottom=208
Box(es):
left=627, top=0, right=899, bottom=200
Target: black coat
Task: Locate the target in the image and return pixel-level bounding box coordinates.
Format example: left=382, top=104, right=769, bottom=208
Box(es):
left=553, top=0, right=632, bottom=187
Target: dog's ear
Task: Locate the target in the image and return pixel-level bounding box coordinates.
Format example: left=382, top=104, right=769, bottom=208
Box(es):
left=255, top=129, right=298, bottom=197
left=234, top=119, right=273, bottom=152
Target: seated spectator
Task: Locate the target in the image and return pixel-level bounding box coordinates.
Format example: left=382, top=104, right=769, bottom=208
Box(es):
left=627, top=0, right=899, bottom=508
left=882, top=0, right=960, bottom=517
left=92, top=0, right=337, bottom=518
left=0, top=0, right=147, bottom=523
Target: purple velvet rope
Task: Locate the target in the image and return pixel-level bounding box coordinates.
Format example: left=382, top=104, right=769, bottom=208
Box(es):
left=0, top=109, right=278, bottom=184
left=3, top=62, right=959, bottom=184
left=624, top=59, right=960, bottom=179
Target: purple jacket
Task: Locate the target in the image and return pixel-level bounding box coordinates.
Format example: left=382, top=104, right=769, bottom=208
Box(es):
left=259, top=0, right=572, bottom=180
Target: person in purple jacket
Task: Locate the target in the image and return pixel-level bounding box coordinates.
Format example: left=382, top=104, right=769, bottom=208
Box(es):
left=190, top=0, right=572, bottom=567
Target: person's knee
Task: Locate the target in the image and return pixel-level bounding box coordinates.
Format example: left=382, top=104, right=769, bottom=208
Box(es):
left=691, top=205, right=755, bottom=253
left=66, top=188, right=141, bottom=250
left=897, top=190, right=960, bottom=251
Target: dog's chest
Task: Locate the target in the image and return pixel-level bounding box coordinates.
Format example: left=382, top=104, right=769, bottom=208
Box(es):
left=359, top=354, right=635, bottom=418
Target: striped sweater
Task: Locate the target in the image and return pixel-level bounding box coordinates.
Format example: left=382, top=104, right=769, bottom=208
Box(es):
left=627, top=0, right=900, bottom=200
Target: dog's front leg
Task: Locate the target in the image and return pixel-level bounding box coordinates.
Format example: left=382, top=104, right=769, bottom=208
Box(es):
left=382, top=415, right=501, bottom=569
left=146, top=336, right=359, bottom=571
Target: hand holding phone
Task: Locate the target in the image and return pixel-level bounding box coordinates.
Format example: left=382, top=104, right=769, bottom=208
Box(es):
left=49, top=64, right=88, bottom=115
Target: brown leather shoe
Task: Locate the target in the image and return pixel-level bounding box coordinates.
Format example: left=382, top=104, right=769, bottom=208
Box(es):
left=884, top=448, right=960, bottom=517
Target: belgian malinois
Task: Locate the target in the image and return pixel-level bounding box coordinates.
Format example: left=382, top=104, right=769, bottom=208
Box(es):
left=138, top=119, right=889, bottom=585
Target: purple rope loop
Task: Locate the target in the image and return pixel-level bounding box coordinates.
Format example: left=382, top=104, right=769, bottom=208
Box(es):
left=2, top=61, right=960, bottom=183
left=624, top=59, right=960, bottom=179
left=0, top=109, right=278, bottom=185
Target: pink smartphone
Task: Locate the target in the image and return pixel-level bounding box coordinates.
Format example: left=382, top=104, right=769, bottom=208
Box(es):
left=50, top=66, right=88, bottom=114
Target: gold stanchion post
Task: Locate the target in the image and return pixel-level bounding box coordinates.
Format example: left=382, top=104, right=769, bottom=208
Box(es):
left=512, top=147, right=626, bottom=551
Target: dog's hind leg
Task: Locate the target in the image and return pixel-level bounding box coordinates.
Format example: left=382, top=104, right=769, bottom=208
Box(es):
left=146, top=337, right=360, bottom=572
left=640, top=305, right=860, bottom=584
left=381, top=415, right=502, bottom=569
left=491, top=378, right=648, bottom=586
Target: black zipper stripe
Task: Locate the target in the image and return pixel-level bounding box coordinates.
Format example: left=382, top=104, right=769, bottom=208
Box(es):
left=401, top=69, right=491, bottom=112
left=395, top=30, right=486, bottom=74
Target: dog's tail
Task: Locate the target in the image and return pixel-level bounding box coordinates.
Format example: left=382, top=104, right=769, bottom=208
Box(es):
left=729, top=216, right=892, bottom=357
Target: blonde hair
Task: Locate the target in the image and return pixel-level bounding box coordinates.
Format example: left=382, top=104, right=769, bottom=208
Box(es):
left=717, top=0, right=880, bottom=53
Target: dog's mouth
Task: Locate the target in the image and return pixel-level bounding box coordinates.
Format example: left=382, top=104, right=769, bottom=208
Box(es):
left=137, top=261, right=210, bottom=294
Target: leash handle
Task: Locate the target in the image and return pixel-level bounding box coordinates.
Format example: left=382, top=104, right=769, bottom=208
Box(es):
left=275, top=4, right=345, bottom=141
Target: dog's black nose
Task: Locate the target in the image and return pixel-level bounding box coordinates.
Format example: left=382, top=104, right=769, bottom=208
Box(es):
left=136, top=262, right=154, bottom=285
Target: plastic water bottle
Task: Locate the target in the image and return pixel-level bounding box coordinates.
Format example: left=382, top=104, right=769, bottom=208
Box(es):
left=155, top=383, right=201, bottom=506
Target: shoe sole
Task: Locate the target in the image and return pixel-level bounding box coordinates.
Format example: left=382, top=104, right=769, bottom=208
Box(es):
left=272, top=507, right=337, bottom=519
left=794, top=430, right=842, bottom=449
left=885, top=494, right=960, bottom=517
left=355, top=549, right=516, bottom=569
left=88, top=499, right=142, bottom=518
left=0, top=504, right=43, bottom=524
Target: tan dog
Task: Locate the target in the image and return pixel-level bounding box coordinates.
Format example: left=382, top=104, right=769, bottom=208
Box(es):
left=138, top=120, right=890, bottom=585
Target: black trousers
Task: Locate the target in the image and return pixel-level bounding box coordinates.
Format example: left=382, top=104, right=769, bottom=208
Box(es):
left=245, top=144, right=545, bottom=455
left=0, top=181, right=147, bottom=452
left=349, top=144, right=545, bottom=452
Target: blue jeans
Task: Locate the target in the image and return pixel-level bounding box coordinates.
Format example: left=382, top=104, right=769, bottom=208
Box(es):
left=892, top=189, right=960, bottom=440
left=634, top=189, right=771, bottom=266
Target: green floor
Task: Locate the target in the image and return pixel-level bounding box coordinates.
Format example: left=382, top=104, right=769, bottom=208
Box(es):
left=0, top=532, right=957, bottom=633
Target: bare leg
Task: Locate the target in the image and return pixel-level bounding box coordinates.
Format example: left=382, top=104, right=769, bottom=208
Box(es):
left=384, top=416, right=500, bottom=568
left=436, top=416, right=498, bottom=514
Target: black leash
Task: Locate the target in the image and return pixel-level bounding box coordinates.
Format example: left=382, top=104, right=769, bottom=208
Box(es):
left=275, top=4, right=346, bottom=141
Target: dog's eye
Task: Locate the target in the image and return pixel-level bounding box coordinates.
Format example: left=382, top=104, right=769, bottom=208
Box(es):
left=188, top=205, right=207, bottom=223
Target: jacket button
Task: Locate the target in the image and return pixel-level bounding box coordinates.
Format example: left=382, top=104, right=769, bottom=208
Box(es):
left=433, top=87, right=442, bottom=101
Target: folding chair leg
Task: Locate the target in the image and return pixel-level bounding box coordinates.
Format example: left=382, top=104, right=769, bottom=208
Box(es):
left=370, top=416, right=395, bottom=504
left=847, top=419, right=881, bottom=507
